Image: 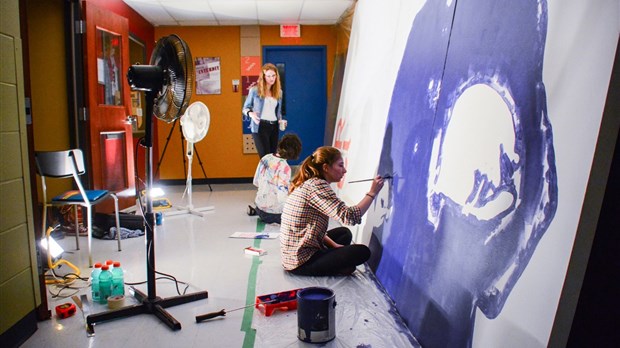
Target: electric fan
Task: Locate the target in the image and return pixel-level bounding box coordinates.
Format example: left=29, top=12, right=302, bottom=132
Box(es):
left=165, top=101, right=214, bottom=217
left=86, top=34, right=208, bottom=332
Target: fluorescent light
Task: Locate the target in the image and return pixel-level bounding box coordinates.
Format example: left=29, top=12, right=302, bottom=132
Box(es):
left=41, top=236, right=64, bottom=258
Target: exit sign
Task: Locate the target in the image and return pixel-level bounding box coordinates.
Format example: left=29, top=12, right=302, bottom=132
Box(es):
left=280, top=25, right=301, bottom=38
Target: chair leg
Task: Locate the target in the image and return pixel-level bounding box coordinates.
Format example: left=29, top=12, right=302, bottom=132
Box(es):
left=74, top=206, right=80, bottom=250
left=41, top=203, right=48, bottom=243
left=111, top=193, right=121, bottom=251
left=87, top=205, right=93, bottom=267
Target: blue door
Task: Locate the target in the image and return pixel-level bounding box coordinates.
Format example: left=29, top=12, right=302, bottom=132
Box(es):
left=264, top=46, right=327, bottom=165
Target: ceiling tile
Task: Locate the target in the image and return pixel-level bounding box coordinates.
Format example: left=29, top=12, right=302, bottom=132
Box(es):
left=164, top=0, right=217, bottom=22
left=301, top=0, right=352, bottom=21
left=123, top=0, right=176, bottom=24
left=208, top=0, right=258, bottom=22
left=123, top=0, right=352, bottom=26
left=257, top=0, right=303, bottom=24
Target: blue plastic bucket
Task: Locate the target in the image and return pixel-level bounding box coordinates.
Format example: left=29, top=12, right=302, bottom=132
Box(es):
left=297, top=287, right=336, bottom=343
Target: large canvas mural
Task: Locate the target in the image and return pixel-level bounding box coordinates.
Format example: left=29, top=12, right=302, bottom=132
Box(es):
left=334, top=0, right=618, bottom=347
left=369, top=0, right=557, bottom=346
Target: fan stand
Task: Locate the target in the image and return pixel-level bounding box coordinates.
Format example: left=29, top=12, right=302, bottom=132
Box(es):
left=86, top=89, right=208, bottom=331
left=164, top=140, right=214, bottom=217
left=155, top=118, right=212, bottom=192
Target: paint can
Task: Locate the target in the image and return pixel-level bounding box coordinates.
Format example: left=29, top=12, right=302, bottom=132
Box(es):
left=297, top=287, right=336, bottom=343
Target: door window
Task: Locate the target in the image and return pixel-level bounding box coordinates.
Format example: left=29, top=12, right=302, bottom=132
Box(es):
left=97, top=29, right=123, bottom=106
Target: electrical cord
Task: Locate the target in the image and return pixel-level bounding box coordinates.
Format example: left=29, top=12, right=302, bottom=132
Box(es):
left=47, top=273, right=90, bottom=299
left=125, top=276, right=190, bottom=296
left=143, top=238, right=191, bottom=295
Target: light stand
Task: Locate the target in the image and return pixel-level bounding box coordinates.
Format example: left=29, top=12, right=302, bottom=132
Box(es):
left=86, top=66, right=208, bottom=331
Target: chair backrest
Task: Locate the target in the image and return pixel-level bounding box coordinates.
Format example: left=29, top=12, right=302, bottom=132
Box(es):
left=35, top=149, right=86, bottom=178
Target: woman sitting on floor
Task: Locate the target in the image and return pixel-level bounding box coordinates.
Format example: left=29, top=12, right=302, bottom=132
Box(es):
left=280, top=146, right=384, bottom=276
left=248, top=134, right=302, bottom=224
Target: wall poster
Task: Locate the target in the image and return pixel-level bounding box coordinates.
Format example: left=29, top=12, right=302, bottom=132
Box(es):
left=195, top=57, right=221, bottom=95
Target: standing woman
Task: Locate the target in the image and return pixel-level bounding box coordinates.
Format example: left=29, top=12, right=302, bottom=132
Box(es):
left=280, top=146, right=385, bottom=276
left=243, top=63, right=283, bottom=158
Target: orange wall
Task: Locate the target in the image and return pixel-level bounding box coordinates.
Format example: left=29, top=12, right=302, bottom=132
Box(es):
left=154, top=25, right=337, bottom=180
left=28, top=0, right=68, bottom=152
left=27, top=0, right=71, bottom=198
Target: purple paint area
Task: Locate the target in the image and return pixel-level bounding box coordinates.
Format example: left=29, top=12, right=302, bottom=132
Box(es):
left=368, top=0, right=558, bottom=347
left=298, top=288, right=333, bottom=301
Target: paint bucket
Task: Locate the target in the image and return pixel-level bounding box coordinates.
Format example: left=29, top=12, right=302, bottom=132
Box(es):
left=297, top=287, right=336, bottom=343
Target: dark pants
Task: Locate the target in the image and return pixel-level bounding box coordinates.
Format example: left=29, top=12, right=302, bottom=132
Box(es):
left=256, top=207, right=281, bottom=224
left=290, top=227, right=371, bottom=276
left=252, top=121, right=279, bottom=158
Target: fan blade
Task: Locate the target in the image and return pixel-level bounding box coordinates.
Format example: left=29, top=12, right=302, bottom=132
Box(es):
left=149, top=35, right=194, bottom=123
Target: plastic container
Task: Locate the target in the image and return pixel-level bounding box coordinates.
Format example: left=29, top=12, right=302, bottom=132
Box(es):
left=90, top=263, right=102, bottom=302
left=111, top=261, right=125, bottom=296
left=99, top=265, right=113, bottom=304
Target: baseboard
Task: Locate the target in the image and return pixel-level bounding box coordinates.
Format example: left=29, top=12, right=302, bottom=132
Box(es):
left=0, top=310, right=37, bottom=348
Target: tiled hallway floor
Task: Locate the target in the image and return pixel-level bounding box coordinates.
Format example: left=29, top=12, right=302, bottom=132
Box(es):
left=22, top=184, right=418, bottom=348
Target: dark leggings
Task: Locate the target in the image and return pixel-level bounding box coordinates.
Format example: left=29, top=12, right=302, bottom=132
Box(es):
left=256, top=207, right=281, bottom=224
left=290, top=227, right=371, bottom=276
left=252, top=121, right=279, bottom=158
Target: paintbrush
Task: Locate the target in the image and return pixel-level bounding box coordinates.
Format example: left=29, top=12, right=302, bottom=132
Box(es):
left=348, top=174, right=394, bottom=184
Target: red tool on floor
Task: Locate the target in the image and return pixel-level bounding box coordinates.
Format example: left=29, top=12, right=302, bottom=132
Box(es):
left=55, top=303, right=77, bottom=319
left=195, top=288, right=300, bottom=323
left=255, top=288, right=300, bottom=316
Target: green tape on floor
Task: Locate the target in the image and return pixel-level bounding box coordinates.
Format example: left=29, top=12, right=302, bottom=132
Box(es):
left=241, top=219, right=266, bottom=348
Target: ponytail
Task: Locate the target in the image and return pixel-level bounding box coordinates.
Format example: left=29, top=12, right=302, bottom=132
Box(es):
left=289, top=146, right=342, bottom=193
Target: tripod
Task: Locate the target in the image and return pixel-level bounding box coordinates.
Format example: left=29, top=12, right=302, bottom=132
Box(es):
left=156, top=118, right=212, bottom=192
left=86, top=88, right=208, bottom=331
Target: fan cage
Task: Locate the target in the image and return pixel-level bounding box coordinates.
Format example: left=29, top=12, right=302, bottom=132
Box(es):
left=150, top=35, right=194, bottom=123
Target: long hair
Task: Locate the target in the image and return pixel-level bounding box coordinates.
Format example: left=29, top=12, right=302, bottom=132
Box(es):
left=289, top=146, right=342, bottom=193
left=257, top=63, right=282, bottom=99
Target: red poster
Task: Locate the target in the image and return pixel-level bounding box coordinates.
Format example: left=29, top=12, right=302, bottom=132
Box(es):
left=241, top=56, right=261, bottom=76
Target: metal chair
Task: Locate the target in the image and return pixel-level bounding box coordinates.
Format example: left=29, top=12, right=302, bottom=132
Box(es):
left=35, top=149, right=121, bottom=267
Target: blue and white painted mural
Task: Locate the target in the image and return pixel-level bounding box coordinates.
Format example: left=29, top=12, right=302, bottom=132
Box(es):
left=334, top=0, right=618, bottom=346
left=369, top=1, right=557, bottom=346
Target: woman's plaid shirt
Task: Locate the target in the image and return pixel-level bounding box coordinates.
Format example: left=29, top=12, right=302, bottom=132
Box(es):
left=280, top=177, right=362, bottom=270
